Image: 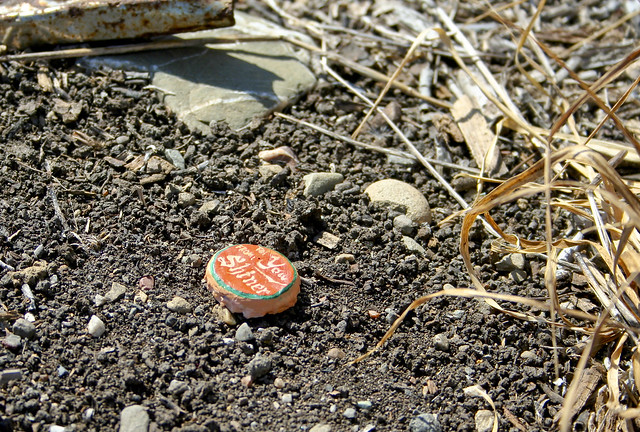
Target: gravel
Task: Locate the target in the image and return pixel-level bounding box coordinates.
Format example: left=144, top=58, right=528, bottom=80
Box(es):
left=87, top=315, right=106, bottom=338
left=235, top=322, right=254, bottom=342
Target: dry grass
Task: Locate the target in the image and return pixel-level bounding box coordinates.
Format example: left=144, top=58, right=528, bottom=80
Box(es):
left=260, top=0, right=640, bottom=427
left=323, top=2, right=640, bottom=430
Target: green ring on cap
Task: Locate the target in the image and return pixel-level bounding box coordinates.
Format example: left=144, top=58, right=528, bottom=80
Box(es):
left=209, top=244, right=298, bottom=300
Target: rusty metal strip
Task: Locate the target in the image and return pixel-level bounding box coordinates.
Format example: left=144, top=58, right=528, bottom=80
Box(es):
left=0, top=0, right=234, bottom=51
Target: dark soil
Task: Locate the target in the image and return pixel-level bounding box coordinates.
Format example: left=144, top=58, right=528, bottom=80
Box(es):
left=0, top=9, right=586, bottom=432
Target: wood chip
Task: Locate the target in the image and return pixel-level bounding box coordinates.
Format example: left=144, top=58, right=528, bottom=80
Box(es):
left=450, top=94, right=504, bottom=176
left=553, top=366, right=601, bottom=424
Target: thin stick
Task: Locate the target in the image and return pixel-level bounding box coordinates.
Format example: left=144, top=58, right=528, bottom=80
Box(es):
left=323, top=63, right=501, bottom=239
left=352, top=28, right=436, bottom=140
left=561, top=8, right=640, bottom=57
left=274, top=112, right=479, bottom=174
left=435, top=7, right=523, bottom=119
left=1, top=33, right=451, bottom=110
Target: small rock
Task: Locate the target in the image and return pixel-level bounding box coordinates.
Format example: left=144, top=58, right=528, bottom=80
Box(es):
left=314, top=231, right=341, bottom=249
left=365, top=179, right=431, bottom=223
left=520, top=350, right=540, bottom=362
left=361, top=425, right=376, bottom=432
left=82, top=408, right=96, bottom=421
left=393, top=214, right=415, bottom=235
left=167, top=296, right=192, bottom=314
left=258, top=329, right=274, bottom=345
left=0, top=369, right=22, bottom=385
left=309, top=425, right=331, bottom=432
left=385, top=308, right=399, bottom=324
left=281, top=393, right=293, bottom=404
left=343, top=408, right=357, bottom=419
left=410, top=413, right=442, bottom=432
left=164, top=149, right=186, bottom=170
left=495, top=253, right=525, bottom=272
left=120, top=405, right=149, bottom=432
left=213, top=304, right=237, bottom=326
left=509, top=269, right=528, bottom=283
left=105, top=282, right=127, bottom=302
left=34, top=244, right=45, bottom=258
left=433, top=333, right=450, bottom=352
left=178, top=192, right=196, bottom=207
left=248, top=355, right=272, bottom=379
left=165, top=183, right=180, bottom=200
left=49, top=426, right=67, bottom=432
left=7, top=262, right=47, bottom=287
left=402, top=236, right=426, bottom=255
left=12, top=318, right=36, bottom=339
left=273, top=377, right=285, bottom=389
left=134, top=290, right=148, bottom=304
left=198, top=200, right=221, bottom=215
left=94, top=294, right=107, bottom=307
left=357, top=400, right=373, bottom=410
left=146, top=156, right=175, bottom=174
left=303, top=172, right=344, bottom=197
left=83, top=408, right=95, bottom=421
left=475, top=410, right=494, bottom=432
left=327, top=348, right=346, bottom=359
left=168, top=379, right=189, bottom=395
left=516, top=198, right=528, bottom=211
left=87, top=315, right=106, bottom=338
left=235, top=322, right=254, bottom=342
left=334, top=253, right=355, bottom=264
left=3, top=334, right=22, bottom=350
left=241, top=375, right=253, bottom=387
left=57, top=365, right=68, bottom=377
left=116, top=135, right=130, bottom=145
left=258, top=163, right=284, bottom=178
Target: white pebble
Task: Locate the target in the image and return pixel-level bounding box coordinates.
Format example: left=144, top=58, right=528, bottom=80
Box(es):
left=87, top=315, right=106, bottom=338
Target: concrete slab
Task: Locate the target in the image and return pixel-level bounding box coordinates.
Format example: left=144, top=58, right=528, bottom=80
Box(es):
left=83, top=12, right=317, bottom=132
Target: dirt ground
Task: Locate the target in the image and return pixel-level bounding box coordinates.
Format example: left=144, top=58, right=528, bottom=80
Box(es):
left=2, top=1, right=634, bottom=432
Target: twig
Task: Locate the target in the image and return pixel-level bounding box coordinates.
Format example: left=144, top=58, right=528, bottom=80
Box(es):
left=353, top=28, right=436, bottom=139
left=561, top=8, right=640, bottom=58
left=322, top=62, right=500, bottom=239
left=274, top=113, right=479, bottom=174
left=48, top=187, right=69, bottom=234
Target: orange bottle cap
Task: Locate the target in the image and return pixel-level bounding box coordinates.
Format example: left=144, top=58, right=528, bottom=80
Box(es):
left=205, top=244, right=300, bottom=318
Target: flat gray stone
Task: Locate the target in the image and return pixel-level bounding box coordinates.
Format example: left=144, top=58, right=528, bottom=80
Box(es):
left=343, top=407, right=357, bottom=419
left=303, top=173, right=344, bottom=197
left=258, top=163, right=283, bottom=178
left=199, top=199, right=221, bottom=215
left=120, top=405, right=149, bottom=432
left=82, top=12, right=316, bottom=132
left=365, top=179, right=431, bottom=224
